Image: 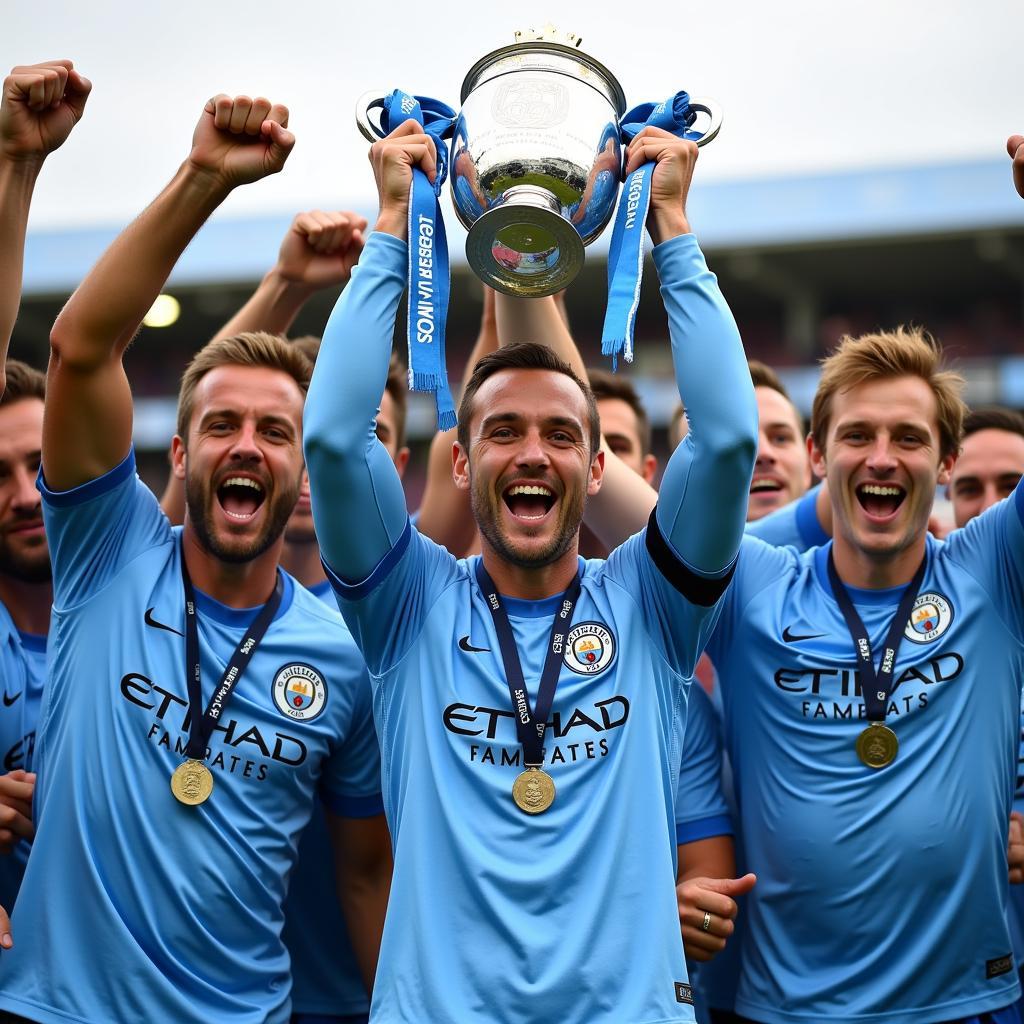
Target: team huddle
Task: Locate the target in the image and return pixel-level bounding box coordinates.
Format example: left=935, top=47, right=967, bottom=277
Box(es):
left=1, top=57, right=1024, bottom=1024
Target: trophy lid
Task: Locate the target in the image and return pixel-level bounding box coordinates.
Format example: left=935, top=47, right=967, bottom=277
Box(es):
left=460, top=32, right=627, bottom=115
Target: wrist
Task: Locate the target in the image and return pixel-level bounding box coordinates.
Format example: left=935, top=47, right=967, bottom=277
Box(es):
left=374, top=206, right=408, bottom=242
left=179, top=159, right=236, bottom=203
left=264, top=266, right=317, bottom=302
left=648, top=209, right=691, bottom=247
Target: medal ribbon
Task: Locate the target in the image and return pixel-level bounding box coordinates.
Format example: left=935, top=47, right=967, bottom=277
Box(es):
left=475, top=562, right=581, bottom=767
left=601, top=92, right=705, bottom=369
left=379, top=89, right=458, bottom=431
left=180, top=540, right=283, bottom=760
left=826, top=550, right=928, bottom=723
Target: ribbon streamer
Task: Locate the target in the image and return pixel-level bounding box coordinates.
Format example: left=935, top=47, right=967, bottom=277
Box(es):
left=601, top=92, right=703, bottom=368
left=380, top=90, right=458, bottom=429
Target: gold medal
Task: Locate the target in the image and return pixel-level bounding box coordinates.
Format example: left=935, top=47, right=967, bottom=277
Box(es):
left=856, top=724, right=899, bottom=769
left=171, top=759, right=214, bottom=805
left=512, top=767, right=556, bottom=814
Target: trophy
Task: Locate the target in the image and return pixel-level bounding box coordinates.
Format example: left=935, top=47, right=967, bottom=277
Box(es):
left=355, top=26, right=722, bottom=297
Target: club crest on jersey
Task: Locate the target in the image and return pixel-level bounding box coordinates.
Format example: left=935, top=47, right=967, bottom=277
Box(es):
left=272, top=663, right=327, bottom=721
left=904, top=593, right=953, bottom=644
left=564, top=622, right=616, bottom=675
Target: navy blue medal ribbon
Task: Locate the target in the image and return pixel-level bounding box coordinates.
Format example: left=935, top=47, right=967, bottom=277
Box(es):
left=474, top=561, right=581, bottom=766
left=826, top=550, right=927, bottom=724
left=180, top=540, right=283, bottom=760
left=601, top=92, right=703, bottom=369
left=379, top=90, right=458, bottom=430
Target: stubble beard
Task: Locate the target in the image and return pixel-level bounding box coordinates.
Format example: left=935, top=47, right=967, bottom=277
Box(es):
left=185, top=470, right=299, bottom=565
left=470, top=473, right=583, bottom=570
left=0, top=535, right=51, bottom=584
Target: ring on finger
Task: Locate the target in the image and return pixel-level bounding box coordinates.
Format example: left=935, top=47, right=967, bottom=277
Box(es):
left=701, top=911, right=712, bottom=933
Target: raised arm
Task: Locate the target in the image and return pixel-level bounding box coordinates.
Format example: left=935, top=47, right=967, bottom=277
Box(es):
left=0, top=60, right=90, bottom=393
left=304, top=120, right=436, bottom=582
left=211, top=209, right=367, bottom=343
left=633, top=128, right=756, bottom=573
left=43, top=94, right=294, bottom=490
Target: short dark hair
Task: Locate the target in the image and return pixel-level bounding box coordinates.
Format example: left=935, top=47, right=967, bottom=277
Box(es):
left=963, top=405, right=1024, bottom=441
left=457, top=343, right=599, bottom=454
left=289, top=336, right=407, bottom=449
left=748, top=359, right=790, bottom=399
left=1, top=359, right=45, bottom=406
left=587, top=367, right=651, bottom=456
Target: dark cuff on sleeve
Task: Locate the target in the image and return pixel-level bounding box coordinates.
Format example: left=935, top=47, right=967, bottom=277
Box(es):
left=322, top=790, right=386, bottom=819
left=38, top=447, right=136, bottom=508
left=645, top=507, right=737, bottom=607
left=323, top=518, right=412, bottom=601
left=676, top=813, right=733, bottom=845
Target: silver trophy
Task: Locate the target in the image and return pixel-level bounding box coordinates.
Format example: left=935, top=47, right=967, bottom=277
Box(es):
left=356, top=26, right=722, bottom=297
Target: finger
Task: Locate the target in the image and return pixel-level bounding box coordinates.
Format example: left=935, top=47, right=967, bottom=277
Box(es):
left=0, top=778, right=36, bottom=804
left=266, top=102, right=289, bottom=129
left=228, top=96, right=252, bottom=134
left=691, top=873, right=757, bottom=900
left=0, top=809, right=33, bottom=841
left=389, top=118, right=428, bottom=139
left=63, top=69, right=91, bottom=118
left=679, top=886, right=740, bottom=921
left=1007, top=135, right=1024, bottom=160
left=245, top=97, right=271, bottom=136
left=44, top=65, right=69, bottom=108
left=0, top=900, right=12, bottom=948
left=681, top=924, right=727, bottom=958
left=208, top=94, right=233, bottom=130
left=350, top=213, right=369, bottom=234
left=27, top=74, right=49, bottom=110
left=263, top=120, right=296, bottom=166
left=1011, top=868, right=1024, bottom=885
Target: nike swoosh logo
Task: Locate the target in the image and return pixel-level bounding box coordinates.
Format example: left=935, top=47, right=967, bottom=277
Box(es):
left=459, top=635, right=490, bottom=654
left=782, top=626, right=826, bottom=643
left=2, top=691, right=21, bottom=707
left=144, top=608, right=184, bottom=637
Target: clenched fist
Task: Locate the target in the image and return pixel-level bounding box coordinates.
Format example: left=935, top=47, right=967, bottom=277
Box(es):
left=1, top=59, right=90, bottom=162
left=188, top=94, right=295, bottom=190
left=276, top=210, right=368, bottom=290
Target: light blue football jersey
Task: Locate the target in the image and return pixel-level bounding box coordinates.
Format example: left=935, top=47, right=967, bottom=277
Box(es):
left=707, top=492, right=1024, bottom=1023
left=327, top=520, right=729, bottom=1024
left=282, top=578, right=377, bottom=1020
left=0, top=602, right=46, bottom=911
left=0, top=452, right=382, bottom=1024
left=674, top=682, right=731, bottom=846
left=745, top=484, right=826, bottom=550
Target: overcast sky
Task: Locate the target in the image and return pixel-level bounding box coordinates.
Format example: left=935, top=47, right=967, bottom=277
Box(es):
left=6, top=0, right=1022, bottom=231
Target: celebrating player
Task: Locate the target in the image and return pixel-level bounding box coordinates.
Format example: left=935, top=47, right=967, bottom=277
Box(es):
left=303, top=119, right=757, bottom=1022
left=0, top=58, right=90, bottom=915
left=0, top=95, right=389, bottom=1024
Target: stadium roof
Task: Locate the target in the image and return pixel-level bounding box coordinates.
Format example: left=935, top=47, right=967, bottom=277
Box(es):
left=23, top=157, right=1024, bottom=295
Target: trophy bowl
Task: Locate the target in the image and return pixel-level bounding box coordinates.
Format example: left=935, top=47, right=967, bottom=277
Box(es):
left=356, top=36, right=722, bottom=297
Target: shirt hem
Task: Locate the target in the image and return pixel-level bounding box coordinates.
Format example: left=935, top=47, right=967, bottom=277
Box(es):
left=734, top=981, right=1021, bottom=1023
left=0, top=992, right=93, bottom=1024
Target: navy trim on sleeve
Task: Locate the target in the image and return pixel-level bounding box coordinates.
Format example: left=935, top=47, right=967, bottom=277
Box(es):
left=676, top=814, right=734, bottom=845
left=322, top=790, right=386, bottom=819
left=323, top=517, right=413, bottom=601
left=796, top=485, right=829, bottom=548
left=37, top=447, right=136, bottom=508
left=645, top=508, right=736, bottom=607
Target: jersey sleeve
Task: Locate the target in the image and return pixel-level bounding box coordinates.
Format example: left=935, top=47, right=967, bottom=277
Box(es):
left=319, top=640, right=385, bottom=819
left=703, top=534, right=797, bottom=681
left=745, top=484, right=827, bottom=552
left=675, top=683, right=732, bottom=844
left=652, top=234, right=757, bottom=578
left=324, top=523, right=461, bottom=678
left=942, top=484, right=1024, bottom=642
left=303, top=231, right=412, bottom=587
left=600, top=512, right=730, bottom=677
left=38, top=448, right=171, bottom=611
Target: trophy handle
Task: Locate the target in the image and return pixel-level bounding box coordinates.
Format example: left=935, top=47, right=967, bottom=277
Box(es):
left=355, top=92, right=389, bottom=142
left=684, top=98, right=723, bottom=147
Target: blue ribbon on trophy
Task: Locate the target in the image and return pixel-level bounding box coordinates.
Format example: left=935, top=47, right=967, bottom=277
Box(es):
left=379, top=90, right=459, bottom=430
left=601, top=92, right=704, bottom=369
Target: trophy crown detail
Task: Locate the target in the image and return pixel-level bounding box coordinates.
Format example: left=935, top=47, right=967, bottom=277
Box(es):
left=514, top=24, right=582, bottom=48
